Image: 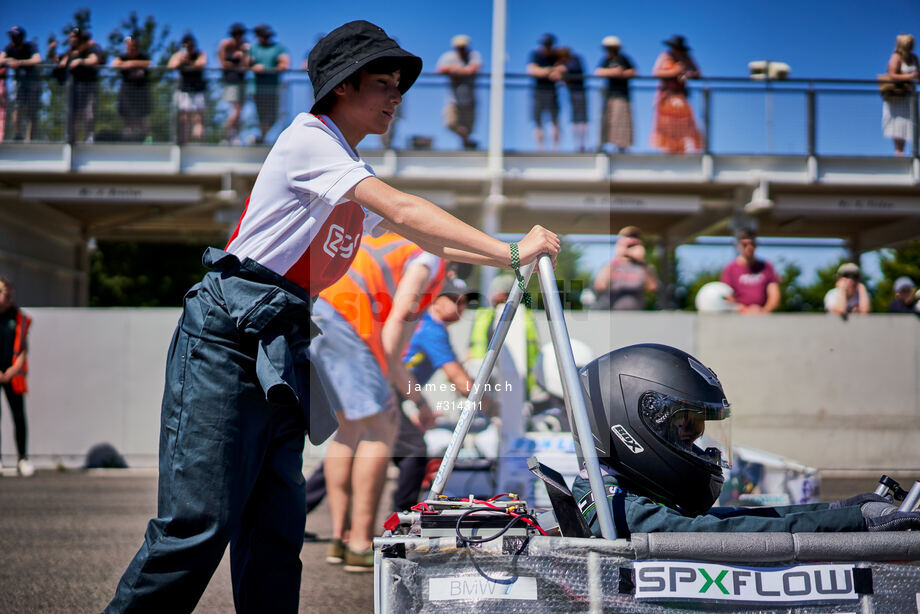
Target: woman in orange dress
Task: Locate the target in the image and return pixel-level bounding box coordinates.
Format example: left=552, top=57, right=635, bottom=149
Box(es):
left=650, top=35, right=702, bottom=153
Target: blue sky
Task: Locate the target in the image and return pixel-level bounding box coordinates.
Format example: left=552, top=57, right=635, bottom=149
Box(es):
left=11, top=0, right=915, bottom=80
left=8, top=0, right=916, bottom=282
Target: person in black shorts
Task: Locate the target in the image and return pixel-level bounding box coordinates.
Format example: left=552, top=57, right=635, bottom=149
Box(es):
left=60, top=28, right=103, bottom=143
left=0, top=26, right=42, bottom=141
left=217, top=23, right=250, bottom=144
left=112, top=35, right=151, bottom=141
left=526, top=33, right=561, bottom=150
left=554, top=46, right=588, bottom=151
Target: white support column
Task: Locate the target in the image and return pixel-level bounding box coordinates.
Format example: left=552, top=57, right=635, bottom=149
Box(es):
left=482, top=0, right=508, bottom=299
left=487, top=0, right=506, bottom=178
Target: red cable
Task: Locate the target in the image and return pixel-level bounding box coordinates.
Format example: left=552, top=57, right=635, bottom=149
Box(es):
left=470, top=497, right=549, bottom=536
left=410, top=496, right=548, bottom=536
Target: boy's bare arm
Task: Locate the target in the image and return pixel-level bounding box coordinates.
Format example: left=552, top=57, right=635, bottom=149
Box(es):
left=350, top=177, right=559, bottom=267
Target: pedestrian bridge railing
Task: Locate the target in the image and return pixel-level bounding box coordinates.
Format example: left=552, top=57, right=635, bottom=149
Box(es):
left=2, top=67, right=915, bottom=157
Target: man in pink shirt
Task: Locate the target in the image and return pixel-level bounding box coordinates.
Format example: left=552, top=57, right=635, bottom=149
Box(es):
left=720, top=230, right=780, bottom=314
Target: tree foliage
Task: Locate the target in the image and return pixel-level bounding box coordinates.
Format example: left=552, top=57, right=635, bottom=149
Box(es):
left=89, top=241, right=210, bottom=307
left=86, top=238, right=920, bottom=309
left=105, top=11, right=171, bottom=63
left=528, top=239, right=590, bottom=310
left=678, top=245, right=920, bottom=314
left=871, top=241, right=920, bottom=312
left=679, top=267, right=721, bottom=311
left=790, top=259, right=844, bottom=312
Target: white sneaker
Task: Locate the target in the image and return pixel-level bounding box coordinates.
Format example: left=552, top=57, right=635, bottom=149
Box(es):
left=17, top=458, right=35, bottom=477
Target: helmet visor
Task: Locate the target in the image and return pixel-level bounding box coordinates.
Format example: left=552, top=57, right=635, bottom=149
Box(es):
left=639, top=392, right=732, bottom=468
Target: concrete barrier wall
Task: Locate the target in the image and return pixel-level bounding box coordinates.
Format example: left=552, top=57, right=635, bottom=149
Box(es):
left=2, top=308, right=917, bottom=471
left=694, top=314, right=920, bottom=472
left=2, top=309, right=180, bottom=467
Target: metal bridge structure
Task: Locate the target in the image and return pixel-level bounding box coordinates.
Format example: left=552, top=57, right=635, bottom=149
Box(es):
left=1, top=68, right=919, bottom=305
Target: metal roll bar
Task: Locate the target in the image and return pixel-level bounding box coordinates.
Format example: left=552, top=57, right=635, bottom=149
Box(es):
left=427, top=253, right=618, bottom=540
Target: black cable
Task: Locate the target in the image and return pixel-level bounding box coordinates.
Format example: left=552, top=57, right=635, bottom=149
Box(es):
left=454, top=508, right=533, bottom=546
left=464, top=535, right=531, bottom=586
left=454, top=508, right=538, bottom=585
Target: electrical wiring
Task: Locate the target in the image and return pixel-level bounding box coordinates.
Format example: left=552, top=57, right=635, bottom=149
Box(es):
left=464, top=496, right=548, bottom=536
left=411, top=495, right=548, bottom=536
left=454, top=509, right=531, bottom=546
left=453, top=509, right=533, bottom=586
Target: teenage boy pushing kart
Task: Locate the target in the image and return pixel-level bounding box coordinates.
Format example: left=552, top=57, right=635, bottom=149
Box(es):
left=104, top=21, right=559, bottom=614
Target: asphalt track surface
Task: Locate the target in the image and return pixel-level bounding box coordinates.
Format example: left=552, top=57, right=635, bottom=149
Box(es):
left=0, top=469, right=878, bottom=614
left=0, top=469, right=385, bottom=614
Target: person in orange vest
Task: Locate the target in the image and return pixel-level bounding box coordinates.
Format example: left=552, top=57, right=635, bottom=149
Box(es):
left=0, top=277, right=33, bottom=477
left=309, top=233, right=445, bottom=571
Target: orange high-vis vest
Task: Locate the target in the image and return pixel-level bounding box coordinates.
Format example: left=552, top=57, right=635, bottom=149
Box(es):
left=319, top=234, right=445, bottom=375
left=10, top=310, right=31, bottom=395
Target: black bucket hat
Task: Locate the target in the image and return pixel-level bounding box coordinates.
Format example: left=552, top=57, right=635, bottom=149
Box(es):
left=308, top=20, right=422, bottom=113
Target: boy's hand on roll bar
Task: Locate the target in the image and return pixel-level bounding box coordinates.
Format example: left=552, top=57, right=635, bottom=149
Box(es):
left=516, top=225, right=560, bottom=268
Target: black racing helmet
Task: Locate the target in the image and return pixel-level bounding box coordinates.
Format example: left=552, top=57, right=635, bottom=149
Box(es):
left=577, top=343, right=731, bottom=514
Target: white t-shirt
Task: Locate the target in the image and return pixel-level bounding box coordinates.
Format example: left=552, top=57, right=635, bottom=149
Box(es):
left=225, top=113, right=385, bottom=296
left=401, top=252, right=441, bottom=285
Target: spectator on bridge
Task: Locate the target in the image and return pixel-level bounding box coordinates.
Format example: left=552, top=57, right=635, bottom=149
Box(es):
left=168, top=33, right=207, bottom=144
left=825, top=262, right=870, bottom=316
left=436, top=34, right=482, bottom=150
left=888, top=276, right=919, bottom=314
left=1, top=26, right=41, bottom=142
left=526, top=33, right=561, bottom=150
left=250, top=24, right=289, bottom=144
left=720, top=230, right=780, bottom=314
left=554, top=46, right=588, bottom=152
left=0, top=277, right=33, bottom=477
left=595, top=35, right=635, bottom=153
left=112, top=35, right=151, bottom=142
left=218, top=23, right=250, bottom=145
left=60, top=27, right=103, bottom=143
left=881, top=34, right=919, bottom=157
left=593, top=225, right=659, bottom=310
left=650, top=35, right=702, bottom=154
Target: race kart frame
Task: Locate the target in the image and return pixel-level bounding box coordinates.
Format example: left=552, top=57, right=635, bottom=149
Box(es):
left=373, top=254, right=920, bottom=613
